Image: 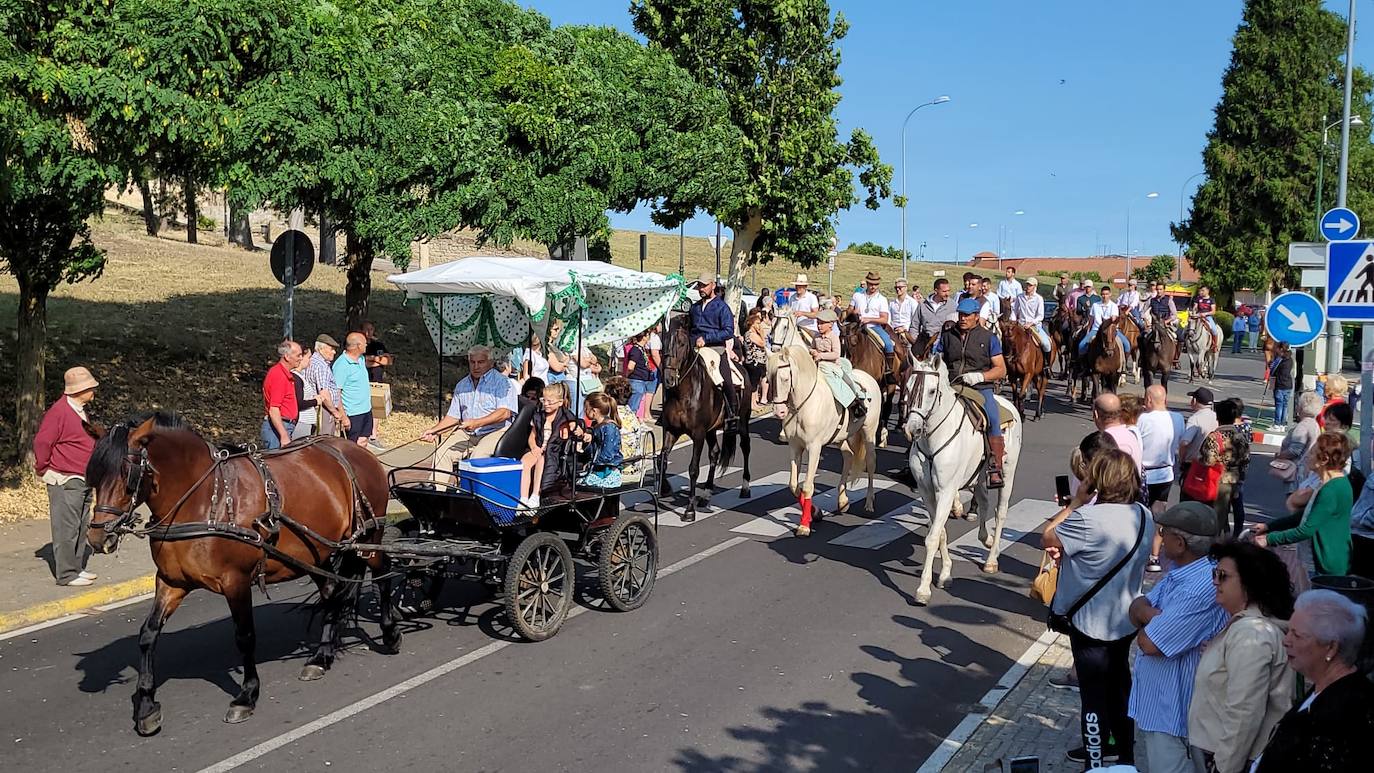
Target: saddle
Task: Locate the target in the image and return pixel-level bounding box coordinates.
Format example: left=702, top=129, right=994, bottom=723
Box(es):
left=695, top=346, right=746, bottom=390
left=954, top=385, right=1016, bottom=435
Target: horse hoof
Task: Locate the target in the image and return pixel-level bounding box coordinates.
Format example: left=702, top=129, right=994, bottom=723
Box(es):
left=381, top=631, right=402, bottom=655
left=937, top=576, right=952, bottom=590
left=982, top=562, right=999, bottom=575
left=299, top=663, right=327, bottom=682
left=739, top=486, right=751, bottom=499
left=134, top=705, right=162, bottom=737
left=224, top=704, right=255, bottom=724
left=679, top=511, right=696, bottom=523
left=795, top=525, right=811, bottom=538
left=982, top=533, right=995, bottom=549
left=913, top=590, right=931, bottom=606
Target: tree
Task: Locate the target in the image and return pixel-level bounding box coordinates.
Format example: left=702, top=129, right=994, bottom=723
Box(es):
left=1133, top=254, right=1177, bottom=284
left=1173, top=0, right=1374, bottom=292
left=631, top=0, right=893, bottom=312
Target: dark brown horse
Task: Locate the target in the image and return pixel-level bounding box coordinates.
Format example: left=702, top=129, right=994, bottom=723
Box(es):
left=1070, top=318, right=1123, bottom=403
left=999, top=322, right=1054, bottom=420
left=839, top=312, right=911, bottom=445
left=1118, top=312, right=1142, bottom=382
left=1050, top=300, right=1079, bottom=379
left=1138, top=315, right=1177, bottom=391
left=658, top=315, right=752, bottom=521
left=85, top=413, right=397, bottom=736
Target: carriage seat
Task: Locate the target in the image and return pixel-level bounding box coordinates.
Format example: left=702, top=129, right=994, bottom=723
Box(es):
left=696, top=346, right=746, bottom=389
left=954, top=385, right=1015, bottom=435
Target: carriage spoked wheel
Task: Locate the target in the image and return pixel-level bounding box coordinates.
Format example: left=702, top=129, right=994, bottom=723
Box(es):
left=503, top=532, right=574, bottom=641
left=598, top=513, right=658, bottom=612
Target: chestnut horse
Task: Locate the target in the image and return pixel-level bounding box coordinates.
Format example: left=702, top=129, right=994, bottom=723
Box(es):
left=839, top=312, right=911, bottom=446
left=1070, top=318, right=1123, bottom=402
left=1138, top=315, right=1177, bottom=391
left=85, top=413, right=398, bottom=736
left=1118, top=312, right=1142, bottom=382
left=1050, top=300, right=1079, bottom=378
left=999, top=321, right=1054, bottom=420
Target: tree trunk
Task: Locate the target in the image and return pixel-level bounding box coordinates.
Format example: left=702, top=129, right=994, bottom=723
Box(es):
left=288, top=208, right=305, bottom=231
left=137, top=177, right=160, bottom=236
left=723, top=210, right=763, bottom=318
left=345, top=233, right=374, bottom=331
left=318, top=210, right=337, bottom=265
left=14, top=277, right=49, bottom=468
left=184, top=177, right=198, bottom=244
left=227, top=200, right=254, bottom=249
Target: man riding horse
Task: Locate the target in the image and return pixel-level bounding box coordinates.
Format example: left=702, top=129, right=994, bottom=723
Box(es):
left=1076, top=285, right=1131, bottom=359
left=847, top=270, right=896, bottom=359
left=688, top=272, right=741, bottom=427
left=1011, top=276, right=1053, bottom=377
left=933, top=298, right=1009, bottom=488
left=1147, top=280, right=1181, bottom=366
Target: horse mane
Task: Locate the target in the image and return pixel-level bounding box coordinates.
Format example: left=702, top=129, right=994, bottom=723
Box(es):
left=782, top=344, right=817, bottom=383
left=86, top=411, right=190, bottom=489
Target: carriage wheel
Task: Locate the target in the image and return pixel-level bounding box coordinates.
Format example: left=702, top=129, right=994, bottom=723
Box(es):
left=503, top=532, right=574, bottom=641
left=598, top=514, right=658, bottom=612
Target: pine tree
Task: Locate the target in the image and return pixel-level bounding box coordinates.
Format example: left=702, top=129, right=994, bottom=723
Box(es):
left=1173, top=0, right=1374, bottom=293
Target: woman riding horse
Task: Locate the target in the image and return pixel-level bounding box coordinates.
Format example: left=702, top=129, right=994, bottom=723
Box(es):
left=933, top=298, right=1008, bottom=488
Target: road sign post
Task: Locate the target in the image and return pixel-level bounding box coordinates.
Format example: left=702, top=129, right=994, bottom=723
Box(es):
left=270, top=230, right=315, bottom=341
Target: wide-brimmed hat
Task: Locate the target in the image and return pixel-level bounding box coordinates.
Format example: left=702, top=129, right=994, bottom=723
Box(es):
left=816, top=309, right=839, bottom=323
left=956, top=298, right=981, bottom=315
left=63, top=366, right=98, bottom=395
left=1156, top=501, right=1220, bottom=537
left=315, top=334, right=340, bottom=349
left=864, top=271, right=881, bottom=283
left=795, top=273, right=809, bottom=286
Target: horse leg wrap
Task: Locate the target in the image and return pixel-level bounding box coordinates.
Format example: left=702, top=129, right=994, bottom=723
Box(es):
left=799, top=496, right=813, bottom=529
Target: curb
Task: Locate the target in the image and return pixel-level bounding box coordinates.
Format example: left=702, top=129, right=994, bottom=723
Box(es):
left=1251, top=430, right=1284, bottom=446
left=0, top=574, right=155, bottom=636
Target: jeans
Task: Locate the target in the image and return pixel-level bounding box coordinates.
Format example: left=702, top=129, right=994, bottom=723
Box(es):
left=1247, top=330, right=1259, bottom=350
left=629, top=377, right=655, bottom=414
left=1273, top=388, right=1291, bottom=426
left=866, top=323, right=894, bottom=354
left=1029, top=324, right=1053, bottom=352
left=1069, top=627, right=1137, bottom=767
left=1231, top=333, right=1243, bottom=354
left=977, top=387, right=1002, bottom=437
left=1135, top=730, right=1193, bottom=773
left=261, top=418, right=297, bottom=449
left=47, top=479, right=93, bottom=584
left=1079, top=323, right=1132, bottom=355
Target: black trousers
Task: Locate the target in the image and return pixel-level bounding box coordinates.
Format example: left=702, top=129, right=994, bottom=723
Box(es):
left=1352, top=533, right=1374, bottom=580
left=1069, top=626, right=1136, bottom=768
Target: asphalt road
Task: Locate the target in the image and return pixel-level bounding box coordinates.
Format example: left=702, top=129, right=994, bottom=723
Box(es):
left=0, top=351, right=1277, bottom=773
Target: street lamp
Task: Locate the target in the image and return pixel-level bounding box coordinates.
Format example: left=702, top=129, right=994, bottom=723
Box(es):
left=1125, top=192, right=1159, bottom=277
left=1176, top=172, right=1205, bottom=280
left=900, top=95, right=951, bottom=280
left=1316, top=114, right=1363, bottom=234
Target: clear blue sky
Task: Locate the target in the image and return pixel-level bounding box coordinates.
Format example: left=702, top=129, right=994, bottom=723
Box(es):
left=525, top=1, right=1366, bottom=261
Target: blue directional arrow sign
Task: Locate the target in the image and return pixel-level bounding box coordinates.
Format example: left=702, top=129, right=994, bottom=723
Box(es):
left=1320, top=206, right=1360, bottom=241
left=1327, top=240, right=1374, bottom=321
left=1264, top=291, right=1325, bottom=347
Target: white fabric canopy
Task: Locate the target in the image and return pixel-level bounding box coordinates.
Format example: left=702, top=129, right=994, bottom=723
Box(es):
left=388, top=256, right=685, bottom=355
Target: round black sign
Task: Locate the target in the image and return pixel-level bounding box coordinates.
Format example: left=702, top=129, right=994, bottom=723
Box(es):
left=270, top=230, right=315, bottom=287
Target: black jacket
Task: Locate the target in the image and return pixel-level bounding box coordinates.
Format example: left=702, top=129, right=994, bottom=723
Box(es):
left=938, top=325, right=998, bottom=389
left=1272, top=356, right=1294, bottom=391
left=1256, top=671, right=1374, bottom=773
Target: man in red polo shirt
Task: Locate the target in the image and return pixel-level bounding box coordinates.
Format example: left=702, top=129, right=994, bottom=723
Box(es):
left=262, top=340, right=301, bottom=449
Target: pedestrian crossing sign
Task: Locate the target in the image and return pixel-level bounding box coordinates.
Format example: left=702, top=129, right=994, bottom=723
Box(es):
left=1326, top=240, right=1374, bottom=320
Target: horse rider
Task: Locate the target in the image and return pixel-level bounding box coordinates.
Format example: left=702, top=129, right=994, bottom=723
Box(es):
left=1074, top=279, right=1100, bottom=317
left=1078, top=285, right=1132, bottom=357
left=1053, top=273, right=1074, bottom=305
left=811, top=309, right=868, bottom=420
left=976, top=277, right=1000, bottom=328
left=1147, top=280, right=1182, bottom=366
left=1117, top=278, right=1144, bottom=328
left=996, top=266, right=1024, bottom=301
left=688, top=271, right=741, bottom=426
left=933, top=298, right=1008, bottom=488
left=889, top=278, right=920, bottom=341
left=848, top=271, right=895, bottom=357
left=914, top=277, right=958, bottom=345
left=1013, top=276, right=1054, bottom=371
left=958, top=271, right=979, bottom=302
left=790, top=273, right=820, bottom=338
left=1192, top=285, right=1222, bottom=352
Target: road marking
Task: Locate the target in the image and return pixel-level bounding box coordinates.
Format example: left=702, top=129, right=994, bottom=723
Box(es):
left=827, top=501, right=927, bottom=549
left=196, top=536, right=750, bottom=773
left=948, top=498, right=1058, bottom=565
left=643, top=469, right=785, bottom=527
left=915, top=628, right=1062, bottom=773
left=93, top=592, right=155, bottom=612
left=0, top=614, right=91, bottom=642
left=731, top=477, right=906, bottom=538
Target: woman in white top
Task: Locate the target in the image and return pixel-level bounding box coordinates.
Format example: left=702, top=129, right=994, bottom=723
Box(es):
left=520, top=331, right=550, bottom=384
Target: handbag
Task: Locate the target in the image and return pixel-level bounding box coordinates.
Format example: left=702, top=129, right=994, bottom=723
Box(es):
left=1267, top=458, right=1298, bottom=482
left=1182, top=432, right=1224, bottom=501
left=1047, top=504, right=1147, bottom=635
left=1029, top=552, right=1059, bottom=605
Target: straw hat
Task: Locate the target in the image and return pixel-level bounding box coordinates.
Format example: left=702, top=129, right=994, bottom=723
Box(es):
left=864, top=271, right=881, bottom=283
left=63, top=366, right=98, bottom=395
left=795, top=273, right=809, bottom=286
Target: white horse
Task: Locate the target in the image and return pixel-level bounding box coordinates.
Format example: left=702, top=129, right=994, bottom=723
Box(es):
left=767, top=344, right=880, bottom=536
left=767, top=311, right=812, bottom=443
left=1185, top=316, right=1218, bottom=382
left=902, top=355, right=1023, bottom=606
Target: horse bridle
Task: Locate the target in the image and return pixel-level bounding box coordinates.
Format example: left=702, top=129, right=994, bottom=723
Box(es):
left=92, top=448, right=155, bottom=533
left=768, top=352, right=818, bottom=413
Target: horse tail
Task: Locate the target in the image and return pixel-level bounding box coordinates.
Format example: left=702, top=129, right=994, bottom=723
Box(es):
left=849, top=430, right=869, bottom=484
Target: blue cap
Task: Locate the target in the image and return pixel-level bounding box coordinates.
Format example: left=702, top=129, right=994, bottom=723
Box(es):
left=956, top=298, right=981, bottom=315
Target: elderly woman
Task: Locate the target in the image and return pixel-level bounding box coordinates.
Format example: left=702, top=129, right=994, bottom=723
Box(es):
left=1316, top=374, right=1349, bottom=429
left=1254, top=590, right=1374, bottom=772
left=1187, top=542, right=1295, bottom=773
left=1255, top=432, right=1354, bottom=577
left=1043, top=450, right=1154, bottom=766
left=1275, top=391, right=1323, bottom=492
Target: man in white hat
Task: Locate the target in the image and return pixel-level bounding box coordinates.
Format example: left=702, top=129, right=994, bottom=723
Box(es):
left=1013, top=276, right=1054, bottom=357
left=790, top=273, right=819, bottom=335
left=32, top=366, right=100, bottom=586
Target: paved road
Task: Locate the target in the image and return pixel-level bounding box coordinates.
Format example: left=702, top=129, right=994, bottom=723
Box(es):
left=0, top=351, right=1272, bottom=772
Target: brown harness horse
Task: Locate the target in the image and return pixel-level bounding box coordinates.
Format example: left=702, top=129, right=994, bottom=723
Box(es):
left=1070, top=318, right=1123, bottom=403
left=1138, top=315, right=1177, bottom=391
left=85, top=413, right=397, bottom=736
left=999, top=321, right=1053, bottom=420
left=839, top=311, right=911, bottom=444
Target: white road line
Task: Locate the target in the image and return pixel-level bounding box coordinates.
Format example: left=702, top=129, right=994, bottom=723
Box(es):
left=649, top=470, right=788, bottom=527
left=196, top=536, right=750, bottom=773
left=948, top=498, right=1059, bottom=564
left=731, top=477, right=905, bottom=539
left=827, top=501, right=927, bottom=549
left=0, top=614, right=90, bottom=642
left=94, top=592, right=156, bottom=612
left=915, top=628, right=1062, bottom=773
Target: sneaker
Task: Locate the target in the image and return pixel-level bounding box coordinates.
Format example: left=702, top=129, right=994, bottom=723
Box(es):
left=1048, top=670, right=1079, bottom=690
left=61, top=577, right=94, bottom=587
left=1147, top=556, right=1162, bottom=573
left=78, top=570, right=98, bottom=581
left=1065, top=744, right=1120, bottom=764
left=368, top=438, right=388, bottom=450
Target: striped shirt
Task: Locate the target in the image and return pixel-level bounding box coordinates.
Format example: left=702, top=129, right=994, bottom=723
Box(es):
left=1127, top=556, right=1230, bottom=737
left=446, top=369, right=519, bottom=436
left=303, top=353, right=341, bottom=413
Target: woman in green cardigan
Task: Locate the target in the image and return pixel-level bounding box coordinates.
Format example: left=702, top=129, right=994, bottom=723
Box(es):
left=1255, top=431, right=1353, bottom=576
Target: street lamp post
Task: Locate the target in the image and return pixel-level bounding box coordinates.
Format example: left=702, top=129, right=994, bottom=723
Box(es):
left=1125, top=192, right=1159, bottom=277
left=1177, top=172, right=1205, bottom=281
left=900, top=95, right=950, bottom=281
left=1317, top=114, right=1363, bottom=234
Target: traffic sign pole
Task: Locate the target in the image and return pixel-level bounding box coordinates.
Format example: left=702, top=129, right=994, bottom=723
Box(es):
left=283, top=229, right=295, bottom=341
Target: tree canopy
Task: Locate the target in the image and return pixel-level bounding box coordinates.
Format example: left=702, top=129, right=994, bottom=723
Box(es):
left=1174, top=0, right=1374, bottom=292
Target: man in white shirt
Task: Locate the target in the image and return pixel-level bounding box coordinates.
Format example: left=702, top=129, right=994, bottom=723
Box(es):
left=848, top=270, right=894, bottom=354
left=976, top=277, right=999, bottom=328
left=996, top=266, right=1024, bottom=301
left=1117, top=278, right=1143, bottom=328
left=1078, top=286, right=1131, bottom=356
left=1012, top=276, right=1053, bottom=354
left=888, top=278, right=920, bottom=338
left=1139, top=385, right=1185, bottom=571
left=790, top=273, right=820, bottom=336
left=1177, top=387, right=1218, bottom=469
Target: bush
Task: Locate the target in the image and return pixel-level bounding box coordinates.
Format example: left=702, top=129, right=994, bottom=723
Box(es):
left=1214, top=309, right=1234, bottom=338
left=1069, top=270, right=1102, bottom=282
left=196, top=214, right=217, bottom=230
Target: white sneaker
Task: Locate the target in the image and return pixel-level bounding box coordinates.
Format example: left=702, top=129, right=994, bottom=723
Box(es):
left=527, top=494, right=540, bottom=509
left=62, top=577, right=94, bottom=587
left=78, top=570, right=98, bottom=580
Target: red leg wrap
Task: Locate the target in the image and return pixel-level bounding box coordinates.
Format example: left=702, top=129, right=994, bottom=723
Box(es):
left=799, top=496, right=813, bottom=528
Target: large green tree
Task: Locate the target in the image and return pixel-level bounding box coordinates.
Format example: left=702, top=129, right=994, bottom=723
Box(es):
left=631, top=0, right=892, bottom=311
left=1174, top=0, right=1374, bottom=293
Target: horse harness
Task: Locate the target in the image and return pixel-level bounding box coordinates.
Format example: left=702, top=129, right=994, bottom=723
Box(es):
left=93, top=436, right=388, bottom=586
left=907, top=367, right=992, bottom=492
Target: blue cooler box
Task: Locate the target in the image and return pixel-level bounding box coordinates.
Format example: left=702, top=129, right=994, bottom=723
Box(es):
left=458, top=457, right=523, bottom=524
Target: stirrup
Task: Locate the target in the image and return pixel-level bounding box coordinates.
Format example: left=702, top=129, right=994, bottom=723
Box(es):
left=986, top=467, right=1005, bottom=489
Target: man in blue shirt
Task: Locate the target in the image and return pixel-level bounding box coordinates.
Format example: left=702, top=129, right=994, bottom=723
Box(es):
left=1231, top=311, right=1247, bottom=354
left=1247, top=307, right=1262, bottom=351
left=688, top=272, right=740, bottom=425
left=1125, top=501, right=1229, bottom=772
left=421, top=344, right=519, bottom=477
left=332, top=333, right=373, bottom=446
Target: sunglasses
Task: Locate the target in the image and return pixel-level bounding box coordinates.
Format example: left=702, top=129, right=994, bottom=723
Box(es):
left=1212, top=567, right=1232, bottom=583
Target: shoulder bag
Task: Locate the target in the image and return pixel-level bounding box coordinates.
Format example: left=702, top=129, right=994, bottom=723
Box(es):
left=1047, top=504, right=1147, bottom=635
left=1029, top=552, right=1059, bottom=606
left=1182, top=431, right=1225, bottom=502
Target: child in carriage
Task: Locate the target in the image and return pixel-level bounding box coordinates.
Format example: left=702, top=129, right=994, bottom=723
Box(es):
left=519, top=383, right=577, bottom=510
left=569, top=392, right=624, bottom=489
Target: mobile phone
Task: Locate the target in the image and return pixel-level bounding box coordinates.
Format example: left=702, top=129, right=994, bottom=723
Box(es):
left=1007, top=757, right=1040, bottom=773
left=1055, top=475, right=1072, bottom=507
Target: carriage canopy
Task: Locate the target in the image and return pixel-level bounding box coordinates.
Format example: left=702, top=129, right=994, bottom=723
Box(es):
left=388, top=256, right=687, bottom=355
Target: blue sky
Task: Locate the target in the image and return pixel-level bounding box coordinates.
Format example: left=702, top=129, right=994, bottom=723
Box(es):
left=526, top=1, right=1364, bottom=261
